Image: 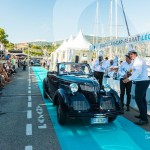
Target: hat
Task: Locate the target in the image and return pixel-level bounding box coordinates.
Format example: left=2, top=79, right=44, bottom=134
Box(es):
left=128, top=49, right=137, bottom=54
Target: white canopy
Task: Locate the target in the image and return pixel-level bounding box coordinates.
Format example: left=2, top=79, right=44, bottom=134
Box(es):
left=55, top=39, right=67, bottom=52
left=66, top=35, right=74, bottom=49
left=0, top=42, right=5, bottom=50
left=69, top=30, right=91, bottom=50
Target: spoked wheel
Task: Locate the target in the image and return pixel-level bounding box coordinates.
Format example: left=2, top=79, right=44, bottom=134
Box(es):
left=57, top=100, right=67, bottom=125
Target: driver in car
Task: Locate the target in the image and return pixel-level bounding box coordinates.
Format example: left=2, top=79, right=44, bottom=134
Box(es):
left=59, top=64, right=67, bottom=74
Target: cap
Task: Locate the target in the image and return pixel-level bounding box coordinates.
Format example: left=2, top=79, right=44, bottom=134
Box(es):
left=125, top=54, right=130, bottom=59
left=128, top=49, right=137, bottom=54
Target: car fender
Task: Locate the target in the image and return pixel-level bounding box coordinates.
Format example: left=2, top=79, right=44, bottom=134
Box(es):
left=108, top=89, right=121, bottom=104
left=53, top=88, right=68, bottom=105
left=43, top=77, right=48, bottom=85
left=43, top=78, right=48, bottom=89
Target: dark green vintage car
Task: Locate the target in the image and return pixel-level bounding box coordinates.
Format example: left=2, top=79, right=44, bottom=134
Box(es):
left=43, top=62, right=123, bottom=125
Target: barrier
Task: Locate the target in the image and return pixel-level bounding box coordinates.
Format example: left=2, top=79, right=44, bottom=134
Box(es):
left=103, top=77, right=150, bottom=114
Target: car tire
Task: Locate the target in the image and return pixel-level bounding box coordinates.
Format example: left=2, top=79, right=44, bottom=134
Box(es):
left=43, top=80, right=48, bottom=99
left=57, top=100, right=67, bottom=125
left=108, top=116, right=117, bottom=122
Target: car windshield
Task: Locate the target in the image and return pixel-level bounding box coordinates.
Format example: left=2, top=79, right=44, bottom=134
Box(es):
left=59, top=63, right=91, bottom=75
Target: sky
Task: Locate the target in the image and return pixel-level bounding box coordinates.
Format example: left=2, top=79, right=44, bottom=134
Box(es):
left=0, top=0, right=150, bottom=43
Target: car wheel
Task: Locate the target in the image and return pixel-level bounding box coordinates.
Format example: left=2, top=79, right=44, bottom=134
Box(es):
left=57, top=101, right=67, bottom=125
left=108, top=116, right=117, bottom=122
left=43, top=80, right=48, bottom=99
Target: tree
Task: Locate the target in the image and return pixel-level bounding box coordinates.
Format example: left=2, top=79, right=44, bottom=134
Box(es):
left=31, top=45, right=41, bottom=49
left=6, top=42, right=15, bottom=50
left=0, top=28, right=9, bottom=47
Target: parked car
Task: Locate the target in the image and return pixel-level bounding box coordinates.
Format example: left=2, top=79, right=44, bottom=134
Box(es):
left=31, top=59, right=41, bottom=66
left=43, top=62, right=123, bottom=125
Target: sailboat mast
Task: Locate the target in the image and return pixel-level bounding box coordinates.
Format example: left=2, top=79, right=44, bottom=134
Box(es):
left=115, top=0, right=118, bottom=56
left=96, top=0, right=99, bottom=44
left=120, top=0, right=130, bottom=36
left=110, top=0, right=113, bottom=40
left=115, top=0, right=118, bottom=39
left=109, top=0, right=113, bottom=58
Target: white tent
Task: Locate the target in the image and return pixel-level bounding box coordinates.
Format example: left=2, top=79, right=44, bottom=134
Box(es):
left=0, top=42, right=5, bottom=51
left=69, top=30, right=91, bottom=50
left=53, top=39, right=67, bottom=63
left=66, top=35, right=74, bottom=49
left=63, top=35, right=74, bottom=62
left=65, top=30, right=93, bottom=63
left=55, top=39, right=67, bottom=52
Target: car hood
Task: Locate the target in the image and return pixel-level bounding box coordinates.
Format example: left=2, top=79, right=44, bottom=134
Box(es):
left=59, top=75, right=98, bottom=85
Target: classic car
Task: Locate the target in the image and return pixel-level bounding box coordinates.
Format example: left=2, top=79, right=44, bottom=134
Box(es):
left=43, top=62, right=123, bottom=125
left=31, top=59, right=41, bottom=66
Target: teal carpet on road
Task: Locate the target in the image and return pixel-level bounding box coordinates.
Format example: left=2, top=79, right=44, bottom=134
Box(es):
left=32, top=67, right=150, bottom=150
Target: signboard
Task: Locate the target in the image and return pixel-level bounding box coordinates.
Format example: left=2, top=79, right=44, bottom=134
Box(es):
left=91, top=32, right=150, bottom=50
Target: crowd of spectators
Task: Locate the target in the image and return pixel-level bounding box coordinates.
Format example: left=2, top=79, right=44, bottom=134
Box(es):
left=42, top=59, right=50, bottom=70
left=0, top=54, right=27, bottom=95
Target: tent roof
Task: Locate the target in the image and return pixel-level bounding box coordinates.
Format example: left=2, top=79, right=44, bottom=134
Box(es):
left=66, top=35, right=74, bottom=49
left=55, top=39, right=67, bottom=52
left=69, top=30, right=91, bottom=50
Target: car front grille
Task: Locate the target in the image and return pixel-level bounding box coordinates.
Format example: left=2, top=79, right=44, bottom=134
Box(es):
left=72, top=101, right=90, bottom=111
left=80, top=85, right=99, bottom=92
left=100, top=96, right=115, bottom=110
left=90, top=103, right=100, bottom=111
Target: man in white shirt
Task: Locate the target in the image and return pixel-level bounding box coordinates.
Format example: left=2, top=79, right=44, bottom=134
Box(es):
left=118, top=54, right=132, bottom=111
left=92, top=55, right=107, bottom=89
left=123, top=50, right=149, bottom=125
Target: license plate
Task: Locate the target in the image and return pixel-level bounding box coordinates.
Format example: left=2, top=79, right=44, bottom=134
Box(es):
left=91, top=117, right=108, bottom=124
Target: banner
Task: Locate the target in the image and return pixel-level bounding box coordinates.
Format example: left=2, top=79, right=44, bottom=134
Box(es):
left=90, top=32, right=150, bottom=50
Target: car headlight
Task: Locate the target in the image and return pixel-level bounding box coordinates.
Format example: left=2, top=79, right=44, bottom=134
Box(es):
left=103, top=84, right=111, bottom=92
left=70, top=83, right=78, bottom=93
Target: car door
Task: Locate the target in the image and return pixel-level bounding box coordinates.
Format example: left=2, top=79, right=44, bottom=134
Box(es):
left=48, top=73, right=59, bottom=99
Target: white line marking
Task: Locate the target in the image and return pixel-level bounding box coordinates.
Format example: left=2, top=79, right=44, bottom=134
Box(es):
left=38, top=124, right=47, bottom=129
left=26, top=124, right=32, bottom=136
left=28, top=96, right=32, bottom=101
left=25, top=146, right=32, bottom=150
left=28, top=91, right=31, bottom=94
left=28, top=87, right=31, bottom=90
left=28, top=102, right=32, bottom=108
left=27, top=110, right=32, bottom=119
